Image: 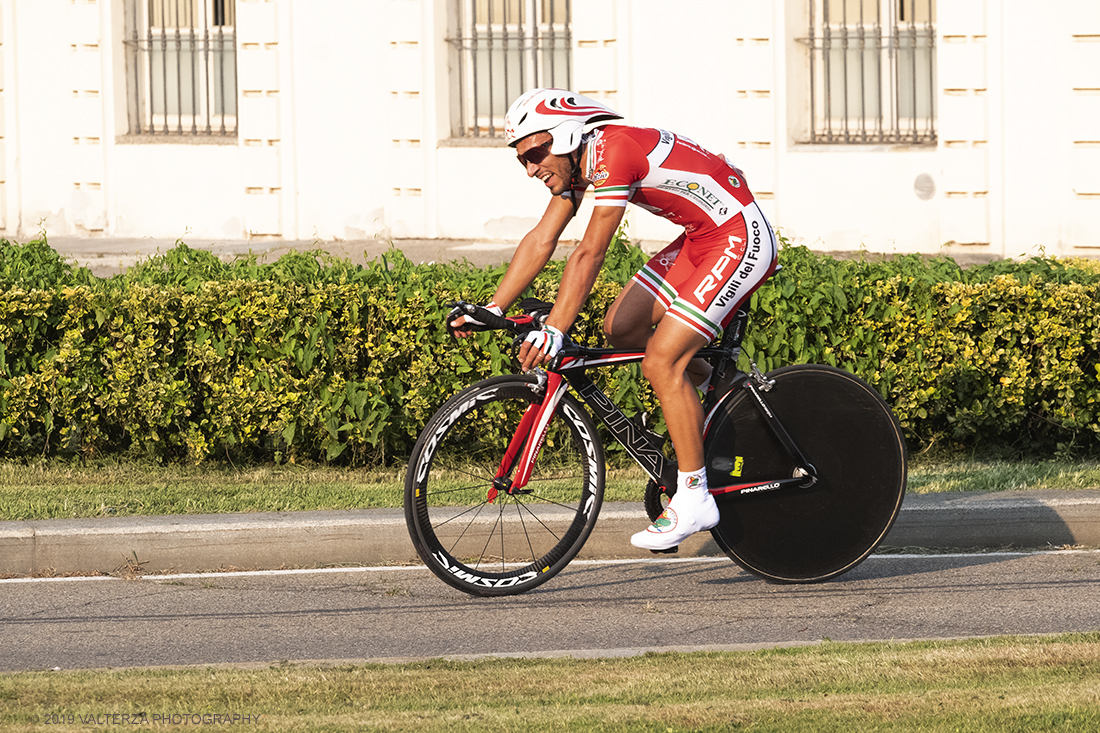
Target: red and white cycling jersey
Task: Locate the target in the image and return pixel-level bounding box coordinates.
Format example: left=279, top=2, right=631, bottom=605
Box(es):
left=581, top=126, right=754, bottom=235
left=571, top=124, right=777, bottom=341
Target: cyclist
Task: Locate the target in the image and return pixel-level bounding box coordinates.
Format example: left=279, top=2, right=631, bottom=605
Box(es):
left=449, top=88, right=779, bottom=551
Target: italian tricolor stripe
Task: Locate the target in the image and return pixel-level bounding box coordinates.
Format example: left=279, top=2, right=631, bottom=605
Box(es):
left=633, top=266, right=677, bottom=307
left=668, top=300, right=720, bottom=340
left=594, top=185, right=631, bottom=206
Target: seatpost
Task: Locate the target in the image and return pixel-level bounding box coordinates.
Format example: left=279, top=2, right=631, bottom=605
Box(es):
left=722, top=309, right=749, bottom=351
left=709, top=309, right=749, bottom=397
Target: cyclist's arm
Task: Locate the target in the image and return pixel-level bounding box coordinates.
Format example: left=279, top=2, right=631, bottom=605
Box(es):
left=519, top=204, right=626, bottom=370
left=490, top=193, right=577, bottom=311
left=449, top=193, right=575, bottom=336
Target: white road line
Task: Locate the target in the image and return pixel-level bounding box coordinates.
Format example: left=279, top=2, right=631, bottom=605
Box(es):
left=2, top=549, right=1098, bottom=585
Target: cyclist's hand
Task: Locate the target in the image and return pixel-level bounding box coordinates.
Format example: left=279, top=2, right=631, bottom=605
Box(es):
left=519, top=324, right=564, bottom=370
left=447, top=301, right=502, bottom=338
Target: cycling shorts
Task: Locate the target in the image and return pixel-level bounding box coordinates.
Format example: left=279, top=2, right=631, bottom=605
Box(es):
left=631, top=201, right=778, bottom=342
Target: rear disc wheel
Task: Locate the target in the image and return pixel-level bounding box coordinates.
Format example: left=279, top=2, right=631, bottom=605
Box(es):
left=704, top=365, right=907, bottom=583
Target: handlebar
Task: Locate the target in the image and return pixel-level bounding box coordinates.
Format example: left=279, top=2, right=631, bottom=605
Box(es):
left=447, top=298, right=556, bottom=338
left=448, top=298, right=580, bottom=368
left=448, top=302, right=523, bottom=335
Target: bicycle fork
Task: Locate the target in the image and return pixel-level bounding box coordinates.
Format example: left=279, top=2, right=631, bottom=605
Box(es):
left=488, top=371, right=571, bottom=501
left=491, top=363, right=679, bottom=498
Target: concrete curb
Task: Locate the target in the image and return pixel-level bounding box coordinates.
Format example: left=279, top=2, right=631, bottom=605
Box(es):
left=2, top=490, right=1099, bottom=577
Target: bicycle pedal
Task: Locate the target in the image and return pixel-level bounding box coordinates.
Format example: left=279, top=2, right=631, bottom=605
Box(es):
left=649, top=546, right=679, bottom=555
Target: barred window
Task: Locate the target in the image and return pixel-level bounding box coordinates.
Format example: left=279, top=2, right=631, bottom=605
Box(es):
left=448, top=0, right=572, bottom=139
left=123, top=0, right=238, bottom=137
left=801, top=0, right=936, bottom=144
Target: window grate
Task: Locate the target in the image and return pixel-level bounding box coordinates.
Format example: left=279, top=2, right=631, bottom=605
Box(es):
left=448, top=0, right=572, bottom=138
left=801, top=0, right=936, bottom=144
left=123, top=0, right=238, bottom=137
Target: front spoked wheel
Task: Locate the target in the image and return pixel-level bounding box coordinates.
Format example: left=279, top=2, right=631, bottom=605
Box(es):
left=703, top=364, right=907, bottom=583
left=404, top=375, right=605, bottom=596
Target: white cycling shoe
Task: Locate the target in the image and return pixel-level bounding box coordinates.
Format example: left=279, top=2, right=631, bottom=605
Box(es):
left=630, top=487, right=720, bottom=552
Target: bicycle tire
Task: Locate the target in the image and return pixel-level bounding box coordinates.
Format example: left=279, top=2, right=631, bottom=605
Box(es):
left=703, top=364, right=907, bottom=583
left=404, top=375, right=605, bottom=596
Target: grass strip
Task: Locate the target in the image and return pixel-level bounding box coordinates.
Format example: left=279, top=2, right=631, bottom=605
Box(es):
left=906, top=458, right=1100, bottom=494
left=3, top=633, right=1100, bottom=732
left=0, top=457, right=1098, bottom=521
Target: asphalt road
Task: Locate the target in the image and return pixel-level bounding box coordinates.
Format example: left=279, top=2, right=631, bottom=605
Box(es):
left=3, top=550, right=1099, bottom=672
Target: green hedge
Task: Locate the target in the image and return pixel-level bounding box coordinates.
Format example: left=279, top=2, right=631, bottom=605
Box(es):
left=0, top=236, right=1097, bottom=464
left=0, top=237, right=649, bottom=465
left=748, top=249, right=1100, bottom=455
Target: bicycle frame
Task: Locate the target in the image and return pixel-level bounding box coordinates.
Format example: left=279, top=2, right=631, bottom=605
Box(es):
left=491, top=310, right=818, bottom=500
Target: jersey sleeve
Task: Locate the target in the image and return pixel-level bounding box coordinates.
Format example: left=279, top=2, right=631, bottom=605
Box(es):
left=587, top=130, right=649, bottom=208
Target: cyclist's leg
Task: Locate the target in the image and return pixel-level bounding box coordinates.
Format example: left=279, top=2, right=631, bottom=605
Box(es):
left=631, top=207, right=778, bottom=550
left=603, top=279, right=665, bottom=348
left=642, top=318, right=710, bottom=471
left=630, top=316, right=719, bottom=550
left=604, top=235, right=711, bottom=386
left=604, top=236, right=683, bottom=348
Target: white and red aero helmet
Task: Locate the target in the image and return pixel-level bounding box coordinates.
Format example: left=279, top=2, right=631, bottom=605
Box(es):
left=504, top=88, right=622, bottom=154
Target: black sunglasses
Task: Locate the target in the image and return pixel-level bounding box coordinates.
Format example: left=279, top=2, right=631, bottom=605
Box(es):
left=516, top=140, right=553, bottom=167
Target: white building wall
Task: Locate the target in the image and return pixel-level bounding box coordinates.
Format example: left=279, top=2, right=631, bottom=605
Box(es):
left=1068, top=1, right=1100, bottom=250
left=0, top=0, right=1096, bottom=258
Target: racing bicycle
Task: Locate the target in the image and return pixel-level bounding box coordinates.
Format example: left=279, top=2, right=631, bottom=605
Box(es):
left=403, top=300, right=907, bottom=597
